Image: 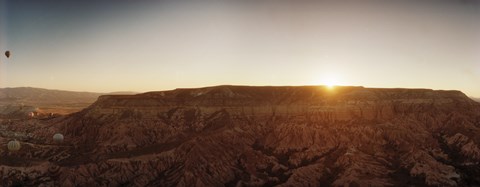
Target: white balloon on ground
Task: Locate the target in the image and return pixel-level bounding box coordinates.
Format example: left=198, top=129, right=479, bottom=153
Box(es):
left=53, top=133, right=64, bottom=143
left=7, top=140, right=21, bottom=151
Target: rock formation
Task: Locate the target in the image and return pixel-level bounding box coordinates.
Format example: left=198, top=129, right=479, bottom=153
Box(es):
left=1, top=85, right=479, bottom=186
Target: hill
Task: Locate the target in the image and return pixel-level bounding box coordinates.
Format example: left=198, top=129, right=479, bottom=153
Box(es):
left=0, top=87, right=135, bottom=116
left=0, top=85, right=479, bottom=186
left=472, top=97, right=480, bottom=103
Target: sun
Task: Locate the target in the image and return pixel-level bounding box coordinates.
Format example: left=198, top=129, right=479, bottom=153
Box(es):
left=313, top=72, right=344, bottom=90
left=325, top=82, right=336, bottom=89
left=321, top=74, right=340, bottom=89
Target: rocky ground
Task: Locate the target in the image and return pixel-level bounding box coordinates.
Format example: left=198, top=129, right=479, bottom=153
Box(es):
left=1, top=85, right=479, bottom=186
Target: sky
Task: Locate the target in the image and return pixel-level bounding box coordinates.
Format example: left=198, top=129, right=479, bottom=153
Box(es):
left=1, top=0, right=480, bottom=96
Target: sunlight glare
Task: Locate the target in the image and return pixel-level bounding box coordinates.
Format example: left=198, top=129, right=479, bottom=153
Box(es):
left=319, top=73, right=340, bottom=89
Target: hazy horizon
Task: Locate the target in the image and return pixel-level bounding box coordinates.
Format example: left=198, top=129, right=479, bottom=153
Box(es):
left=1, top=84, right=479, bottom=98
left=1, top=0, right=480, bottom=96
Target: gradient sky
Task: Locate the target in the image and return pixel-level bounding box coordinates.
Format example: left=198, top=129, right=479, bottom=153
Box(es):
left=1, top=0, right=480, bottom=96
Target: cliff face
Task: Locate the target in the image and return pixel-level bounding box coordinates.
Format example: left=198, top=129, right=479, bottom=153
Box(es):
left=1, top=86, right=480, bottom=186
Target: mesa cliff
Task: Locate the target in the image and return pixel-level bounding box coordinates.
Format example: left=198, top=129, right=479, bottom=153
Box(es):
left=1, top=86, right=479, bottom=186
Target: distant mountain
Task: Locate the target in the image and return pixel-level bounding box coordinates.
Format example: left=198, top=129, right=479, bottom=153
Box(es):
left=0, top=87, right=138, bottom=104
left=108, top=91, right=138, bottom=95
left=0, top=87, right=102, bottom=104
left=0, top=87, right=136, bottom=115
left=471, top=97, right=480, bottom=103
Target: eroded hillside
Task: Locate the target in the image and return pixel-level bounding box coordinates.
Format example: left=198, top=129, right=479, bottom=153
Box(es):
left=1, top=86, right=480, bottom=186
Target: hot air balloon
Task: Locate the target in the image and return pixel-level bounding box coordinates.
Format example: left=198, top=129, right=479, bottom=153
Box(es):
left=5, top=51, right=10, bottom=58
left=53, top=133, right=64, bottom=143
left=7, top=140, right=21, bottom=151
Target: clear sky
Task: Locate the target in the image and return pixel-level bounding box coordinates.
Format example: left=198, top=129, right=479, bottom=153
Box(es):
left=1, top=0, right=480, bottom=96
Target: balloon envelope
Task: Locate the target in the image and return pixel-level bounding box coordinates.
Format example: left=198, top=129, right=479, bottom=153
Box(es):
left=7, top=140, right=21, bottom=151
left=5, top=51, right=10, bottom=58
left=53, top=133, right=64, bottom=143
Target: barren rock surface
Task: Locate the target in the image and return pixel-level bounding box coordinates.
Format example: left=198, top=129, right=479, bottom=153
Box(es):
left=1, top=85, right=480, bottom=186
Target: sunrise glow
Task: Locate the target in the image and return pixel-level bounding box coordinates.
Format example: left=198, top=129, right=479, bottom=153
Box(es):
left=1, top=1, right=480, bottom=97
left=317, top=73, right=341, bottom=89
